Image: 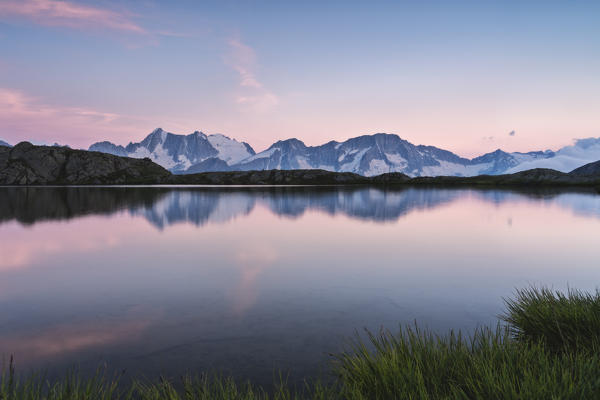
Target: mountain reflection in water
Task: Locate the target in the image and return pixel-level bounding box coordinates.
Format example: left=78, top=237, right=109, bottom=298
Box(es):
left=1, top=186, right=599, bottom=228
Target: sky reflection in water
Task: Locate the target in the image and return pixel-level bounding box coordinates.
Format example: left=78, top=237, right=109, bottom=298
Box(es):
left=0, top=186, right=599, bottom=385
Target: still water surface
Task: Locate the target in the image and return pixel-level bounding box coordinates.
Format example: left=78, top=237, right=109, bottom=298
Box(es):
left=0, top=186, right=599, bottom=384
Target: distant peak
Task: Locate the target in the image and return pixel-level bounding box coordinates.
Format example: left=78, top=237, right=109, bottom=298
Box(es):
left=372, top=132, right=401, bottom=138
left=269, top=138, right=306, bottom=149
left=283, top=138, right=305, bottom=144
left=353, top=133, right=403, bottom=141
left=146, top=128, right=168, bottom=141
left=14, top=141, right=34, bottom=149
left=491, top=149, right=508, bottom=155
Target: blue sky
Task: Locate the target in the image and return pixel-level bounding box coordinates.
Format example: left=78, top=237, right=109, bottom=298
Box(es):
left=0, top=0, right=599, bottom=155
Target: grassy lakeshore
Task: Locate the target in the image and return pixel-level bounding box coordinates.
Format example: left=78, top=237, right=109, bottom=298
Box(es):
left=2, top=287, right=600, bottom=399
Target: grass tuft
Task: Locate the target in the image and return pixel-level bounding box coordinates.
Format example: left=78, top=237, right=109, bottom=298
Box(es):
left=334, top=325, right=600, bottom=399
left=0, top=358, right=131, bottom=400
left=502, top=286, right=600, bottom=353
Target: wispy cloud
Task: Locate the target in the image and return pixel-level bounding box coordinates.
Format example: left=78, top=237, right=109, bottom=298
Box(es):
left=0, top=88, right=150, bottom=147
left=227, top=38, right=279, bottom=112
left=0, top=0, right=146, bottom=33
left=0, top=88, right=118, bottom=123
left=228, top=39, right=262, bottom=89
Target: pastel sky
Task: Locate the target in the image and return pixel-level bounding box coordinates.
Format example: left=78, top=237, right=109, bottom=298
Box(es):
left=0, top=0, right=599, bottom=156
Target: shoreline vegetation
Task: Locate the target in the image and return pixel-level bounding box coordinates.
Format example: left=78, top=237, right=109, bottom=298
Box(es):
left=2, top=142, right=600, bottom=189
left=2, top=287, right=600, bottom=399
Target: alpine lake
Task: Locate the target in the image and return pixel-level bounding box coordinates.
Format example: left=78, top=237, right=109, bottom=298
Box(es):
left=1, top=185, right=599, bottom=387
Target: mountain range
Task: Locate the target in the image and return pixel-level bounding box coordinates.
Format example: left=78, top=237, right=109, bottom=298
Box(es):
left=86, top=129, right=600, bottom=177
left=3, top=140, right=600, bottom=186
left=4, top=130, right=600, bottom=178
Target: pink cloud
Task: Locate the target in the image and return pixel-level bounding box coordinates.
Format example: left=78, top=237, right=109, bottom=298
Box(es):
left=0, top=87, right=153, bottom=147
left=226, top=39, right=279, bottom=112
left=0, top=88, right=118, bottom=122
left=0, top=0, right=145, bottom=33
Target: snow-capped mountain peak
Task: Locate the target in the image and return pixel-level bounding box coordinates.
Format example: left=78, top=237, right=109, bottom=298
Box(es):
left=89, top=128, right=255, bottom=173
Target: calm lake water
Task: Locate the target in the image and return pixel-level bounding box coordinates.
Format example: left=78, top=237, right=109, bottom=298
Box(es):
left=1, top=186, right=600, bottom=385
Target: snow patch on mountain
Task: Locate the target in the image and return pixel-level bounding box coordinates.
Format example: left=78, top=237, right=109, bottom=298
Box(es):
left=243, top=148, right=277, bottom=162
left=128, top=145, right=151, bottom=159
left=384, top=153, right=407, bottom=166
left=421, top=161, right=492, bottom=177
left=365, top=159, right=391, bottom=176
left=296, top=156, right=312, bottom=169
left=207, top=133, right=255, bottom=164
left=339, top=148, right=369, bottom=173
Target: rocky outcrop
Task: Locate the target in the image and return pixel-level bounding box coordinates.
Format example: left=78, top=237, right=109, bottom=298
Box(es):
left=0, top=142, right=171, bottom=185
left=410, top=167, right=599, bottom=186
left=370, top=172, right=412, bottom=184
left=569, top=160, right=600, bottom=177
